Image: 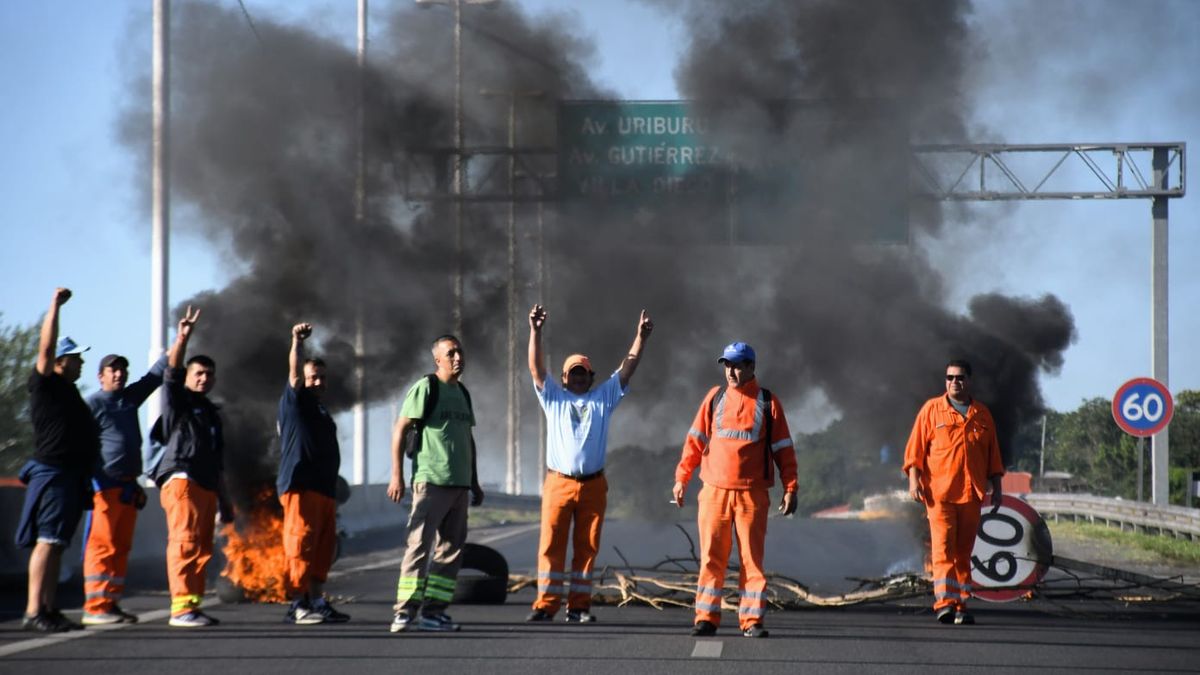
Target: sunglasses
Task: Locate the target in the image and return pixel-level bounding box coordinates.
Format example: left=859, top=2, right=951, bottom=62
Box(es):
left=945, top=374, right=967, bottom=382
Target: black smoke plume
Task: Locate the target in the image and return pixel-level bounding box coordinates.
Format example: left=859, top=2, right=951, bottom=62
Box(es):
left=118, top=0, right=1073, bottom=510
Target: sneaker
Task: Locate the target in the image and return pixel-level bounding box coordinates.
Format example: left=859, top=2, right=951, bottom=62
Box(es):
left=526, top=609, right=553, bottom=622
left=935, top=606, right=955, bottom=624
left=46, top=610, right=83, bottom=631
left=22, top=612, right=72, bottom=633
left=111, top=605, right=139, bottom=624
left=169, top=610, right=218, bottom=628
left=742, top=623, right=769, bottom=638
left=690, top=620, right=717, bottom=637
left=390, top=610, right=412, bottom=633
left=564, top=609, right=596, bottom=623
left=417, top=612, right=461, bottom=632
left=82, top=611, right=126, bottom=626
left=312, top=598, right=350, bottom=623
left=954, top=610, right=976, bottom=625
left=286, top=600, right=324, bottom=625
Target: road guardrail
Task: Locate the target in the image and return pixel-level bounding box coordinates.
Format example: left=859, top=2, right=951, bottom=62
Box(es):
left=1024, top=492, right=1200, bottom=541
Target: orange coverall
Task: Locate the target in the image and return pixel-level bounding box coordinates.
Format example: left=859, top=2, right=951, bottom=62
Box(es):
left=160, top=478, right=218, bottom=617
left=903, top=395, right=1004, bottom=612
left=675, top=381, right=798, bottom=630
left=280, top=490, right=337, bottom=599
left=83, top=488, right=138, bottom=615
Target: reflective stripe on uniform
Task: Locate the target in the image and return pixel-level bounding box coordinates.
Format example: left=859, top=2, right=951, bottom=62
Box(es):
left=171, top=594, right=202, bottom=613
left=396, top=576, right=426, bottom=603
left=714, top=390, right=766, bottom=441
left=425, top=574, right=457, bottom=602
left=688, top=428, right=710, bottom=445
left=771, top=438, right=793, bottom=452
left=738, top=605, right=766, bottom=617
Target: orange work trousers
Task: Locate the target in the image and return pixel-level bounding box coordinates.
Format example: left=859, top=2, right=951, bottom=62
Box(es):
left=694, top=485, right=769, bottom=630
left=280, top=490, right=337, bottom=598
left=160, top=478, right=217, bottom=616
left=532, top=471, right=607, bottom=615
left=83, top=487, right=139, bottom=614
left=926, top=499, right=982, bottom=612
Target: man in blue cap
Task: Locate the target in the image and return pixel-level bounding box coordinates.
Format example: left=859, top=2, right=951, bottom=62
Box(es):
left=17, top=287, right=100, bottom=632
left=672, top=341, right=798, bottom=639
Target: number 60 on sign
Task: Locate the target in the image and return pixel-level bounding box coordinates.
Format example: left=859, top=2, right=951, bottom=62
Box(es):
left=1112, top=377, right=1174, bottom=437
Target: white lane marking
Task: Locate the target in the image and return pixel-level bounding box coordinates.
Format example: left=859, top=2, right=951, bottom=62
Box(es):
left=691, top=640, right=723, bottom=658
left=0, top=608, right=176, bottom=658
left=329, top=522, right=541, bottom=578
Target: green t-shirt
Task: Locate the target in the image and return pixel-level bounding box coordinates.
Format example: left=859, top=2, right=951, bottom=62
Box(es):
left=401, top=376, right=475, bottom=487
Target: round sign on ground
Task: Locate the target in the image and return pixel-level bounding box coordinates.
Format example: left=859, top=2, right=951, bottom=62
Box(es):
left=971, top=495, right=1052, bottom=602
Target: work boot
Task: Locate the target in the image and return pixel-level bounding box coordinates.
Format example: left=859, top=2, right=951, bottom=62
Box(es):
left=46, top=610, right=83, bottom=631
left=564, top=609, right=596, bottom=623
left=742, top=624, right=769, bottom=638
left=526, top=609, right=553, bottom=622
left=22, top=612, right=71, bottom=633
left=312, top=598, right=350, bottom=623
left=286, top=599, right=324, bottom=625
left=690, top=620, right=717, bottom=637
left=954, top=610, right=976, bottom=625
left=417, top=612, right=460, bottom=632
left=935, top=606, right=955, bottom=624
left=390, top=610, right=412, bottom=633
left=82, top=610, right=127, bottom=626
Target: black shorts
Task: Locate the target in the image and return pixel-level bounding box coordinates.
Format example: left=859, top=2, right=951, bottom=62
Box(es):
left=20, top=462, right=86, bottom=547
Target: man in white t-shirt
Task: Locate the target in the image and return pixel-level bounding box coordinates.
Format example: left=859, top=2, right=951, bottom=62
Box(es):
left=525, top=304, right=653, bottom=623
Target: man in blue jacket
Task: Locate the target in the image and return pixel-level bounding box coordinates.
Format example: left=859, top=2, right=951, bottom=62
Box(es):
left=81, top=351, right=167, bottom=625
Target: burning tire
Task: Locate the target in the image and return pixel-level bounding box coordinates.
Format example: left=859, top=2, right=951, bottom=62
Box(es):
left=453, top=543, right=509, bottom=605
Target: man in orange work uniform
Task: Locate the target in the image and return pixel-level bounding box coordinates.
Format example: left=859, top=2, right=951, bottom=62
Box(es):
left=903, top=359, right=1003, bottom=625
left=148, top=307, right=233, bottom=628
left=672, top=342, right=797, bottom=639
left=81, top=350, right=167, bottom=625
left=525, top=304, right=652, bottom=624
left=277, top=323, right=349, bottom=625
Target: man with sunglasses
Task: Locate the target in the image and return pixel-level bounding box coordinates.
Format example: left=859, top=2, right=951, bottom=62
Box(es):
left=903, top=359, right=1004, bottom=625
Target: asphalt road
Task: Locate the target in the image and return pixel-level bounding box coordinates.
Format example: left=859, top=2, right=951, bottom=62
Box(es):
left=2, top=517, right=1197, bottom=674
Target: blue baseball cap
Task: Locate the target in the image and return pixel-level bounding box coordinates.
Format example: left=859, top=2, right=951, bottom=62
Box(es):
left=55, top=336, right=90, bottom=359
left=717, top=341, right=755, bottom=365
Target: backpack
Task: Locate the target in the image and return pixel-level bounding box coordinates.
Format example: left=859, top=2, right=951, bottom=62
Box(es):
left=404, top=373, right=474, bottom=459
left=706, top=386, right=774, bottom=480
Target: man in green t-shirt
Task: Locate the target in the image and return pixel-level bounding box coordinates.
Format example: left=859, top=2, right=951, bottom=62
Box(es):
left=386, top=335, right=483, bottom=632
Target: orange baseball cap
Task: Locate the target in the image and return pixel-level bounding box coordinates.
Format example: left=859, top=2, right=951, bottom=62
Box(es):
left=561, top=354, right=594, bottom=375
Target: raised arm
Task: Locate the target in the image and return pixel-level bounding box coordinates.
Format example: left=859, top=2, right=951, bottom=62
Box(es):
left=527, top=304, right=547, bottom=390
left=289, top=323, right=312, bottom=389
left=36, top=288, right=71, bottom=375
left=617, top=310, right=654, bottom=389
left=167, top=306, right=201, bottom=369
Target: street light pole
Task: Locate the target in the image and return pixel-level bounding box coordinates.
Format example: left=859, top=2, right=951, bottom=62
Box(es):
left=417, top=0, right=497, bottom=338
left=481, top=88, right=543, bottom=495
left=147, top=0, right=170, bottom=471
left=352, top=0, right=369, bottom=485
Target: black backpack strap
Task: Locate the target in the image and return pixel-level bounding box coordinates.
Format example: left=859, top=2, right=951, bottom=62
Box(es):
left=405, top=374, right=441, bottom=459
left=704, top=386, right=724, bottom=455
left=761, top=388, right=773, bottom=480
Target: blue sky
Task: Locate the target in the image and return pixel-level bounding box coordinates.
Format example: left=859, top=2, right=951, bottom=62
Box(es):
left=1, top=1, right=1196, bottom=482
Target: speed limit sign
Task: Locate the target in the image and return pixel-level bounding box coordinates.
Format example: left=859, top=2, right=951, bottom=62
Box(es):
left=1112, top=378, right=1174, bottom=437
left=971, top=495, right=1053, bottom=602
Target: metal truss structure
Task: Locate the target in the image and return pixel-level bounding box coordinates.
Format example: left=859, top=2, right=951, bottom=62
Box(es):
left=911, top=142, right=1185, bottom=201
